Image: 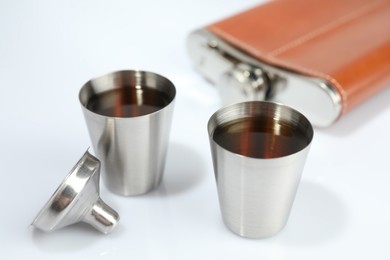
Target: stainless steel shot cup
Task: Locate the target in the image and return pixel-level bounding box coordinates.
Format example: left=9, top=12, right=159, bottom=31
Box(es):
left=79, top=70, right=176, bottom=196
left=208, top=101, right=313, bottom=238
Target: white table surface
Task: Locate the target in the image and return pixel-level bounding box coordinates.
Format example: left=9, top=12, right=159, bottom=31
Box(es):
left=1, top=0, right=390, bottom=259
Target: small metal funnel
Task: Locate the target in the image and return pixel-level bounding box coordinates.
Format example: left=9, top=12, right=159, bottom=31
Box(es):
left=32, top=150, right=119, bottom=234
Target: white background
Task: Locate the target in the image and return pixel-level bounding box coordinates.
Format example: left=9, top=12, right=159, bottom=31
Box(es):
left=1, top=0, right=390, bottom=259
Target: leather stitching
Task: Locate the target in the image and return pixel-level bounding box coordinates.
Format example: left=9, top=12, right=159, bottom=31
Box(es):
left=209, top=0, right=389, bottom=115
left=269, top=0, right=386, bottom=57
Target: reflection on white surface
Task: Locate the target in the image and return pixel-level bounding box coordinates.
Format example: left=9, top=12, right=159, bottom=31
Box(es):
left=31, top=224, right=101, bottom=252
left=282, top=181, right=347, bottom=246
left=326, top=87, right=390, bottom=136
left=161, top=142, right=207, bottom=196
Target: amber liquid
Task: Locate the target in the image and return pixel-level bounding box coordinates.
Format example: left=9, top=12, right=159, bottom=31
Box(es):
left=213, top=117, right=309, bottom=158
left=87, top=87, right=170, bottom=117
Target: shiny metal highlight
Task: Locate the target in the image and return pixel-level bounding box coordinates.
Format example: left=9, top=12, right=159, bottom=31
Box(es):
left=32, top=150, right=119, bottom=234
left=188, top=29, right=342, bottom=127
left=79, top=70, right=176, bottom=196
left=208, top=101, right=313, bottom=238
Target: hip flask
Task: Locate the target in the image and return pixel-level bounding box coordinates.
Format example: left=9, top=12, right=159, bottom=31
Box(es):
left=187, top=0, right=390, bottom=127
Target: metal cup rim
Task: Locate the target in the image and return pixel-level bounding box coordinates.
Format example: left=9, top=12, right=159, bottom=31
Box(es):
left=78, top=70, right=176, bottom=120
left=207, top=101, right=314, bottom=160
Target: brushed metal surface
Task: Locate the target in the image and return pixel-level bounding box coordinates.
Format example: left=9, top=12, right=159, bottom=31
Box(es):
left=79, top=70, right=176, bottom=196
left=208, top=101, right=313, bottom=238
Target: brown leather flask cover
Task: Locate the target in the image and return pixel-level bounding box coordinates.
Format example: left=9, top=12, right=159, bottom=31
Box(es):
left=207, top=0, right=390, bottom=116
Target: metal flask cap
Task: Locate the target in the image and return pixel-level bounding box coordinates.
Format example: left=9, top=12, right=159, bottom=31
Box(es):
left=32, top=150, right=119, bottom=234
